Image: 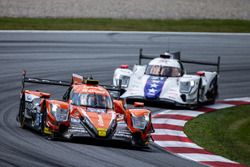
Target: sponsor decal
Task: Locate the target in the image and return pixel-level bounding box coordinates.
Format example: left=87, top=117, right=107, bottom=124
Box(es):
left=25, top=94, right=39, bottom=102
left=43, top=127, right=52, bottom=135
left=114, top=134, right=131, bottom=138
left=27, top=95, right=32, bottom=101
left=97, top=128, right=107, bottom=137
left=68, top=127, right=88, bottom=133
left=87, top=108, right=105, bottom=113
left=98, top=114, right=104, bottom=127
left=114, top=129, right=132, bottom=138
left=144, top=76, right=167, bottom=99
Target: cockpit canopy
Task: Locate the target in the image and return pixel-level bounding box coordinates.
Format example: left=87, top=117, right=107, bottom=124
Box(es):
left=71, top=92, right=113, bottom=109
left=145, top=65, right=182, bottom=77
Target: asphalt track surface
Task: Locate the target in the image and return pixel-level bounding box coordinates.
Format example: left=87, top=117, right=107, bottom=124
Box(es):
left=0, top=31, right=250, bottom=167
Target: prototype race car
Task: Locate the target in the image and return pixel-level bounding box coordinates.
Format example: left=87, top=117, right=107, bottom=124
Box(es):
left=113, top=49, right=220, bottom=108
left=17, top=72, right=154, bottom=146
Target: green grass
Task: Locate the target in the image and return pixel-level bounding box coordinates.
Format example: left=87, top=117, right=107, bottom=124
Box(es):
left=185, top=105, right=250, bottom=166
left=1, top=17, right=250, bottom=32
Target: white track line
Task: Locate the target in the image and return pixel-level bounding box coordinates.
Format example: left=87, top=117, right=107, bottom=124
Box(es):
left=1, top=30, right=250, bottom=36
left=152, top=118, right=186, bottom=126
left=154, top=129, right=187, bottom=137
left=152, top=99, right=250, bottom=166
left=155, top=141, right=203, bottom=149
left=156, top=110, right=204, bottom=117
left=205, top=103, right=235, bottom=109
left=178, top=153, right=238, bottom=163
left=224, top=97, right=250, bottom=102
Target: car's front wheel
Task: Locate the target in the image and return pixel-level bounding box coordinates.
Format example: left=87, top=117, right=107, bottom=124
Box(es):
left=18, top=94, right=26, bottom=128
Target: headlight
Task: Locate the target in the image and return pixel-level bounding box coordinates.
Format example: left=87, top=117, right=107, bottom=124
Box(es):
left=180, top=80, right=195, bottom=93
left=32, top=98, right=40, bottom=107
left=32, top=98, right=41, bottom=111
left=26, top=98, right=41, bottom=111
left=115, top=75, right=130, bottom=88
left=131, top=113, right=148, bottom=130
left=26, top=102, right=33, bottom=110
left=144, top=113, right=150, bottom=122
left=50, top=104, right=68, bottom=122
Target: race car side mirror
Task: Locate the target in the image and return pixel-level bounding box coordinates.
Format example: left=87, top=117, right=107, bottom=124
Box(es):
left=134, top=102, right=144, bottom=107
left=119, top=64, right=129, bottom=69
left=113, top=99, right=125, bottom=114
left=196, top=71, right=205, bottom=76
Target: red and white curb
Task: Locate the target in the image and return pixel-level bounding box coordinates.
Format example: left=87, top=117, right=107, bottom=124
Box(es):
left=152, top=97, right=250, bottom=167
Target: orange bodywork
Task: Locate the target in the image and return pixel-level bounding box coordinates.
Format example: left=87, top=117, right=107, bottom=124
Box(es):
left=72, top=106, right=115, bottom=130
left=21, top=75, right=153, bottom=145
left=125, top=108, right=153, bottom=142
left=73, top=84, right=109, bottom=95
left=113, top=99, right=125, bottom=114
left=24, top=90, right=50, bottom=98
left=45, top=100, right=69, bottom=132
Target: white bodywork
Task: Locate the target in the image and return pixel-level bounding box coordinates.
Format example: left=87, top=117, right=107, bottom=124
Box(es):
left=113, top=56, right=218, bottom=107
left=113, top=67, right=133, bottom=88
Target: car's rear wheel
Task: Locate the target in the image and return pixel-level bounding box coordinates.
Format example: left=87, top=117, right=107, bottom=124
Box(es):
left=206, top=76, right=218, bottom=104
left=196, top=78, right=202, bottom=105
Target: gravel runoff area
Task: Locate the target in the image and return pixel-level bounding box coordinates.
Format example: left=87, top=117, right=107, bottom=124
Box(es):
left=0, top=0, right=250, bottom=20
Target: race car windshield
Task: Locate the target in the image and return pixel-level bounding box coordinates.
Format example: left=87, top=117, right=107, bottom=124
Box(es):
left=71, top=93, right=113, bottom=109
left=146, top=65, right=181, bottom=77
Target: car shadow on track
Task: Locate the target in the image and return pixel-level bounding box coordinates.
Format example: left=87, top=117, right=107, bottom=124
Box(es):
left=52, top=137, right=153, bottom=152
left=21, top=127, right=151, bottom=152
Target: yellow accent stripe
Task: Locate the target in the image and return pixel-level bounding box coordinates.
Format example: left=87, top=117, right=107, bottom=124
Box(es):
left=43, top=127, right=52, bottom=135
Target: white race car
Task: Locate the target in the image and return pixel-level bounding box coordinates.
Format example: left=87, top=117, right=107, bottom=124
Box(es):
left=113, top=49, right=220, bottom=108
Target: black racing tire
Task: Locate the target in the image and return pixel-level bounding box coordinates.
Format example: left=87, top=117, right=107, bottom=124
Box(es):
left=40, top=105, right=55, bottom=139
left=208, top=86, right=218, bottom=105
left=41, top=110, right=59, bottom=140
left=188, top=105, right=198, bottom=110
left=18, top=94, right=26, bottom=129
left=40, top=105, right=47, bottom=135
left=207, top=76, right=218, bottom=104
left=131, top=134, right=149, bottom=147
left=196, top=78, right=202, bottom=105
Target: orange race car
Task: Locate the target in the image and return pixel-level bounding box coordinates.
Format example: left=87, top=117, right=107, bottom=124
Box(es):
left=17, top=72, right=154, bottom=146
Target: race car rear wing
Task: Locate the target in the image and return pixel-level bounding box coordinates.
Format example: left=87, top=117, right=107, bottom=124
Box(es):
left=21, top=71, right=124, bottom=99
left=181, top=57, right=221, bottom=74
left=21, top=71, right=70, bottom=91
left=102, top=84, right=124, bottom=99
left=138, top=48, right=221, bottom=74
left=139, top=48, right=181, bottom=65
